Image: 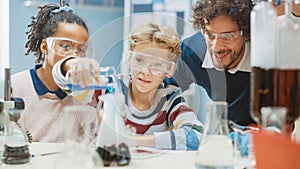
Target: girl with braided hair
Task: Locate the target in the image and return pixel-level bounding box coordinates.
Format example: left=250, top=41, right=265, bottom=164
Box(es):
left=11, top=2, right=99, bottom=143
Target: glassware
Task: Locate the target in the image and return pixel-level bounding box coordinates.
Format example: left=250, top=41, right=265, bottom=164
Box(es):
left=0, top=68, right=29, bottom=165
left=274, top=0, right=300, bottom=129
left=229, top=120, right=257, bottom=168
left=261, top=106, right=287, bottom=133
left=95, top=91, right=131, bottom=166
left=250, top=0, right=277, bottom=72
left=64, top=66, right=117, bottom=93
left=53, top=105, right=103, bottom=169
left=201, top=101, right=229, bottom=138
left=250, top=0, right=300, bottom=132
left=1, top=121, right=30, bottom=165
left=195, top=101, right=237, bottom=168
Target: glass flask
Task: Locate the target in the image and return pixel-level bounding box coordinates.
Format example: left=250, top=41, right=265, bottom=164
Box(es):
left=53, top=105, right=103, bottom=169
left=64, top=66, right=116, bottom=93
left=261, top=106, right=287, bottom=133
left=2, top=121, right=30, bottom=165
left=95, top=91, right=131, bottom=167
left=0, top=98, right=30, bottom=165
left=195, top=101, right=237, bottom=169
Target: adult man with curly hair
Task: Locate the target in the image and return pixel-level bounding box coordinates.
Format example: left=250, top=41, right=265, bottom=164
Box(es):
left=165, top=0, right=256, bottom=126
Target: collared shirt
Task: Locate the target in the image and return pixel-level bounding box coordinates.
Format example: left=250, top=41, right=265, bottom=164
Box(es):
left=11, top=66, right=97, bottom=142
left=30, top=64, right=67, bottom=99
left=202, top=41, right=251, bottom=74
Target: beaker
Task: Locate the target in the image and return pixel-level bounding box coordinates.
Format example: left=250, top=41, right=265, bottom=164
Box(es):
left=53, top=105, right=102, bottom=169
left=261, top=106, right=287, bottom=133
left=196, top=101, right=237, bottom=168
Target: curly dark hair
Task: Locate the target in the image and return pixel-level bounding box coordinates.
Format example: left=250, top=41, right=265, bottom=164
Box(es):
left=192, top=0, right=253, bottom=39
left=25, top=3, right=88, bottom=63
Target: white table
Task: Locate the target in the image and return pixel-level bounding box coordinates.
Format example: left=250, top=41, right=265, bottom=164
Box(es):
left=1, top=143, right=198, bottom=169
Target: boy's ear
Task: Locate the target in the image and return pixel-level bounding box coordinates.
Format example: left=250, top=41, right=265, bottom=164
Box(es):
left=40, top=39, right=48, bottom=55
left=127, top=56, right=131, bottom=68
left=126, top=52, right=132, bottom=68
left=166, top=64, right=176, bottom=78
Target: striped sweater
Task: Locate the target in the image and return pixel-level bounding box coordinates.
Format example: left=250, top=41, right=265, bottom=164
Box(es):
left=53, top=59, right=204, bottom=150
left=103, top=75, right=204, bottom=150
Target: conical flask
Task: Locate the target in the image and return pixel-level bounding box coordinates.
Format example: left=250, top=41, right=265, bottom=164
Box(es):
left=96, top=92, right=127, bottom=147
left=2, top=120, right=30, bottom=165
left=95, top=85, right=131, bottom=166
left=196, top=101, right=236, bottom=168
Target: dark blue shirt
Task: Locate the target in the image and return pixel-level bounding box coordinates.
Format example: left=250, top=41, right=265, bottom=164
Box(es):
left=30, top=64, right=67, bottom=99
left=164, top=32, right=256, bottom=126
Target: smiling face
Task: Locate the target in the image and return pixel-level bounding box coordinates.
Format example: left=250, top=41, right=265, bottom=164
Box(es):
left=130, top=42, right=174, bottom=94
left=205, top=15, right=246, bottom=70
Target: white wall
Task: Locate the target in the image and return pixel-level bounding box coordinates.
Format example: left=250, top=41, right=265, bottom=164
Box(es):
left=0, top=0, right=10, bottom=99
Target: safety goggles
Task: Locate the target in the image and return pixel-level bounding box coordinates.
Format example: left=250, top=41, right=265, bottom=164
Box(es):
left=126, top=51, right=176, bottom=77
left=46, top=37, right=93, bottom=57
left=204, top=30, right=243, bottom=44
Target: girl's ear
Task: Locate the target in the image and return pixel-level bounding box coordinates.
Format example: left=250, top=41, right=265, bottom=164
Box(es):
left=40, top=39, right=48, bottom=55
left=166, top=64, right=176, bottom=78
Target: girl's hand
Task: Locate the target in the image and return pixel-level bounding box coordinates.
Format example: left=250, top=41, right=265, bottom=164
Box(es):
left=64, top=57, right=100, bottom=88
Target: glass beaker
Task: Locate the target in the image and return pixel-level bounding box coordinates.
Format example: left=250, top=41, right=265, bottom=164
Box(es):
left=95, top=92, right=131, bottom=167
left=202, top=101, right=229, bottom=139
left=196, top=101, right=237, bottom=168
left=53, top=105, right=102, bottom=169
left=261, top=106, right=287, bottom=133
left=64, top=66, right=116, bottom=93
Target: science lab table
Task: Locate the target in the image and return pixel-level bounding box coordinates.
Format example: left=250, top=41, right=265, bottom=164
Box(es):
left=1, top=142, right=199, bottom=169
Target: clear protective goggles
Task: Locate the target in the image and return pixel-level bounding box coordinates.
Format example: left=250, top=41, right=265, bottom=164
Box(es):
left=126, top=51, right=176, bottom=77
left=46, top=37, right=93, bottom=57
left=204, top=30, right=243, bottom=44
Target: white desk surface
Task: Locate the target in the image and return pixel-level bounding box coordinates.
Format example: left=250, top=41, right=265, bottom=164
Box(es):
left=1, top=142, right=199, bottom=169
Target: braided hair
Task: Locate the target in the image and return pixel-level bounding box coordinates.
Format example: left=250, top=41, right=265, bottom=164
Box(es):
left=25, top=3, right=88, bottom=63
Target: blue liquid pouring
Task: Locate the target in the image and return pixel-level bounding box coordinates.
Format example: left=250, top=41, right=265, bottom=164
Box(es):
left=67, top=84, right=115, bottom=93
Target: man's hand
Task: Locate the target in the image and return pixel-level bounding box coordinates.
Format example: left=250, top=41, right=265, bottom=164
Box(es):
left=229, top=131, right=251, bottom=157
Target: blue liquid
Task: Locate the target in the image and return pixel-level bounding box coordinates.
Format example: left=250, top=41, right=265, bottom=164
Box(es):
left=67, top=84, right=115, bottom=93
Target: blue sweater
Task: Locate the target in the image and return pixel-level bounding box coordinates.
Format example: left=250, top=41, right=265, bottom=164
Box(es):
left=164, top=32, right=256, bottom=126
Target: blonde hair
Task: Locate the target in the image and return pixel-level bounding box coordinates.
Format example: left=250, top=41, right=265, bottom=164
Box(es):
left=129, top=23, right=181, bottom=62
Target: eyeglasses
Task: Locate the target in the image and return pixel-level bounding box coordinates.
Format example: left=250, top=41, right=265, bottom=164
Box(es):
left=126, top=51, right=176, bottom=77
left=96, top=143, right=131, bottom=167
left=204, top=30, right=243, bottom=44
left=46, top=37, right=93, bottom=57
